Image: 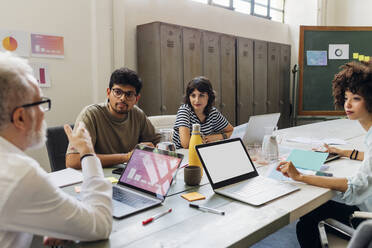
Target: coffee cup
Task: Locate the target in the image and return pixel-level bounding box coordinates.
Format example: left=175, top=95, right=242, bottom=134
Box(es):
left=184, top=166, right=201, bottom=186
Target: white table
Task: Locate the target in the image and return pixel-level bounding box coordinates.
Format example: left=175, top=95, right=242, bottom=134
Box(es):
left=69, top=118, right=366, bottom=247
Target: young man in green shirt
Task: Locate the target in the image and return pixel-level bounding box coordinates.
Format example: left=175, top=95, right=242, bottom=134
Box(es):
left=66, top=68, right=161, bottom=169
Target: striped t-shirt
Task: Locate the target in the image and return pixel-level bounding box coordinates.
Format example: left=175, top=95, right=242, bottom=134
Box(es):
left=172, top=104, right=229, bottom=149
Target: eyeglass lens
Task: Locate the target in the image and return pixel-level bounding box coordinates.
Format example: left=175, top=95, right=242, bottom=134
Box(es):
left=112, top=88, right=136, bottom=99
left=40, top=101, right=50, bottom=111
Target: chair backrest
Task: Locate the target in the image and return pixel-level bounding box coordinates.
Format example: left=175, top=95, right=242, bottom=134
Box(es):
left=348, top=220, right=372, bottom=248
left=148, top=115, right=177, bottom=131
left=46, top=125, right=73, bottom=172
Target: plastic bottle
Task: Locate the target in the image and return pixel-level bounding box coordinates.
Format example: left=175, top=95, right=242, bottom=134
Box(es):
left=188, top=124, right=203, bottom=176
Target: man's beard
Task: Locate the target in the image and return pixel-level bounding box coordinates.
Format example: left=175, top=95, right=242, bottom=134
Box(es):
left=27, top=120, right=47, bottom=150
left=110, top=100, right=129, bottom=115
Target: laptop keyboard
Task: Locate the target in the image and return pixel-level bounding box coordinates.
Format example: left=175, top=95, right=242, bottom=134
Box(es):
left=113, top=186, right=157, bottom=208
left=226, top=177, right=293, bottom=198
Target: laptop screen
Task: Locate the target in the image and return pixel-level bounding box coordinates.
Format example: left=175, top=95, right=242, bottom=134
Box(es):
left=243, top=113, right=280, bottom=145
left=119, top=147, right=182, bottom=196
left=196, top=139, right=255, bottom=184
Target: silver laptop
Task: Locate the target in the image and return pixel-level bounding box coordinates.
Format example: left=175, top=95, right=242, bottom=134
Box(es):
left=113, top=145, right=183, bottom=219
left=231, top=113, right=281, bottom=145
left=195, top=138, right=299, bottom=206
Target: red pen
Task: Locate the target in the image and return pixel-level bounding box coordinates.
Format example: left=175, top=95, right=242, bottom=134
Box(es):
left=142, top=208, right=172, bottom=225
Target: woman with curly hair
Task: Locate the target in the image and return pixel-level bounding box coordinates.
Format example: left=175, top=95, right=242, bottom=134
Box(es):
left=277, top=61, right=372, bottom=248
left=172, top=76, right=233, bottom=149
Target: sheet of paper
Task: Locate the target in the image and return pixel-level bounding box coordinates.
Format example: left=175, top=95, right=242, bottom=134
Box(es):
left=287, top=137, right=346, bottom=145
left=286, top=149, right=328, bottom=171
left=267, top=165, right=316, bottom=182
left=329, top=44, right=349, bottom=60
left=321, top=138, right=347, bottom=145
left=353, top=53, right=359, bottom=59
left=49, top=168, right=83, bottom=188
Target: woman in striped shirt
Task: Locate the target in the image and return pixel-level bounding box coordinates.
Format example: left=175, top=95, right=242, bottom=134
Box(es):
left=173, top=76, right=234, bottom=149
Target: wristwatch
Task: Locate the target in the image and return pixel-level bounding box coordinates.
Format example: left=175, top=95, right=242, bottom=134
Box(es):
left=222, top=133, right=228, bottom=140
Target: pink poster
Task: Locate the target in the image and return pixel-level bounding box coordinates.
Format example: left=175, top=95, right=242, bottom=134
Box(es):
left=31, top=33, right=64, bottom=58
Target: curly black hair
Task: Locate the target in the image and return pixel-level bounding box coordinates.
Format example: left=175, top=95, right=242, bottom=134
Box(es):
left=184, top=76, right=216, bottom=116
left=332, top=61, right=372, bottom=113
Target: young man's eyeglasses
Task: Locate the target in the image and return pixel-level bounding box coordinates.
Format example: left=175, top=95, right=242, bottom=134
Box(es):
left=10, top=97, right=51, bottom=122
left=111, top=88, right=137, bottom=101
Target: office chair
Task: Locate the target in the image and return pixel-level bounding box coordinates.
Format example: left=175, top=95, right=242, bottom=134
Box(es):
left=46, top=125, right=73, bottom=172
left=318, top=211, right=372, bottom=248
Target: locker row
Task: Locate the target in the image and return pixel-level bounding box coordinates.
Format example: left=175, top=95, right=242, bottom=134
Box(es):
left=137, top=21, right=291, bottom=128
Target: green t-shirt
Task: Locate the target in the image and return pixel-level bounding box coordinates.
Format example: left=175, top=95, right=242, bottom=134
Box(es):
left=67, top=102, right=161, bottom=154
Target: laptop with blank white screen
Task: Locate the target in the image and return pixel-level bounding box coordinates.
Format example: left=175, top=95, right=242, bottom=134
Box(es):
left=195, top=138, right=299, bottom=206
left=231, top=113, right=280, bottom=145
left=112, top=145, right=183, bottom=219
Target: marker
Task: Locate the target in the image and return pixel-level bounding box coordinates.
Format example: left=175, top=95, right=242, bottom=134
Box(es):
left=189, top=203, right=225, bottom=215
left=142, top=208, right=172, bottom=225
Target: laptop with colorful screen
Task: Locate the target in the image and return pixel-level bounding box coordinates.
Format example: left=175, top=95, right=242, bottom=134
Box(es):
left=112, top=145, right=183, bottom=219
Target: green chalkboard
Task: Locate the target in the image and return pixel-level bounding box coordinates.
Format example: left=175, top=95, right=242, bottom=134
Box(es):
left=298, top=26, right=372, bottom=116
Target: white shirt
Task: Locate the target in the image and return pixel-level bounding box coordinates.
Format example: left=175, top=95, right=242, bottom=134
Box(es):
left=0, top=137, right=112, bottom=248
left=337, top=126, right=372, bottom=211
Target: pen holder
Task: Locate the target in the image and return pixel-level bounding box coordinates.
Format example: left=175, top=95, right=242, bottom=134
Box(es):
left=184, top=166, right=201, bottom=186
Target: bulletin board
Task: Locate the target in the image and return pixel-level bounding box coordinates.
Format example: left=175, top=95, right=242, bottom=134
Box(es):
left=298, top=26, right=372, bottom=116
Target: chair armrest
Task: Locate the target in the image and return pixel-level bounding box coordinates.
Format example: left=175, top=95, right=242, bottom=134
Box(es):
left=318, top=218, right=355, bottom=248
left=347, top=220, right=372, bottom=248
left=324, top=218, right=355, bottom=237
left=318, top=221, right=329, bottom=248
left=351, top=211, right=372, bottom=219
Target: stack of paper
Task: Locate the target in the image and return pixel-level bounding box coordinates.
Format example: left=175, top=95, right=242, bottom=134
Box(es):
left=287, top=137, right=346, bottom=145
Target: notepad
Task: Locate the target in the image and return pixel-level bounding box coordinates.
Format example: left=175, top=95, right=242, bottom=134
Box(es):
left=287, top=149, right=328, bottom=171
left=181, top=192, right=206, bottom=202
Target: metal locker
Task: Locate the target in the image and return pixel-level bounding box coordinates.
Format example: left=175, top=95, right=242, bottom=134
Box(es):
left=267, top=43, right=281, bottom=114
left=137, top=23, right=162, bottom=116
left=160, top=23, right=183, bottom=115
left=182, top=27, right=202, bottom=94
left=220, top=35, right=236, bottom=125
left=279, top=44, right=291, bottom=128
left=202, top=31, right=221, bottom=109
left=253, top=40, right=268, bottom=115
left=237, top=37, right=254, bottom=125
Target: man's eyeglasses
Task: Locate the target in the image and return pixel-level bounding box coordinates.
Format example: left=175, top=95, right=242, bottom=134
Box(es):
left=111, top=88, right=137, bottom=101
left=11, top=97, right=51, bottom=122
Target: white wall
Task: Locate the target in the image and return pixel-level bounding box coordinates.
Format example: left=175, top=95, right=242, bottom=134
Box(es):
left=284, top=0, right=318, bottom=66
left=0, top=0, right=113, bottom=171
left=118, top=0, right=291, bottom=70
left=326, top=0, right=372, bottom=26
left=1, top=0, right=314, bottom=171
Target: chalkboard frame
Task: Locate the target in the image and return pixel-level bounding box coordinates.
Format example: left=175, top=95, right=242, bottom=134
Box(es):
left=298, top=26, right=372, bottom=116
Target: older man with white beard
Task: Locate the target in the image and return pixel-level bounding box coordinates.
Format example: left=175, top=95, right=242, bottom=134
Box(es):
left=0, top=52, right=112, bottom=248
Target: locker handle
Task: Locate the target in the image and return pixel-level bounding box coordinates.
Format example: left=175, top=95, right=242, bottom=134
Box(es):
left=221, top=103, right=226, bottom=108
left=161, top=105, right=167, bottom=112
left=253, top=102, right=257, bottom=106
left=238, top=102, right=243, bottom=108
left=280, top=100, right=284, bottom=105
left=267, top=101, right=271, bottom=105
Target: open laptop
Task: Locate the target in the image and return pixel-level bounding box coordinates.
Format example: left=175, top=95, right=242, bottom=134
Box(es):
left=195, top=138, right=299, bottom=206
left=231, top=113, right=281, bottom=145
left=112, top=145, right=183, bottom=219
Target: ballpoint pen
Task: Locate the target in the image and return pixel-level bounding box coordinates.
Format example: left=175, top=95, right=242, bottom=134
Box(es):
left=142, top=208, right=172, bottom=225
left=189, top=203, right=225, bottom=215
